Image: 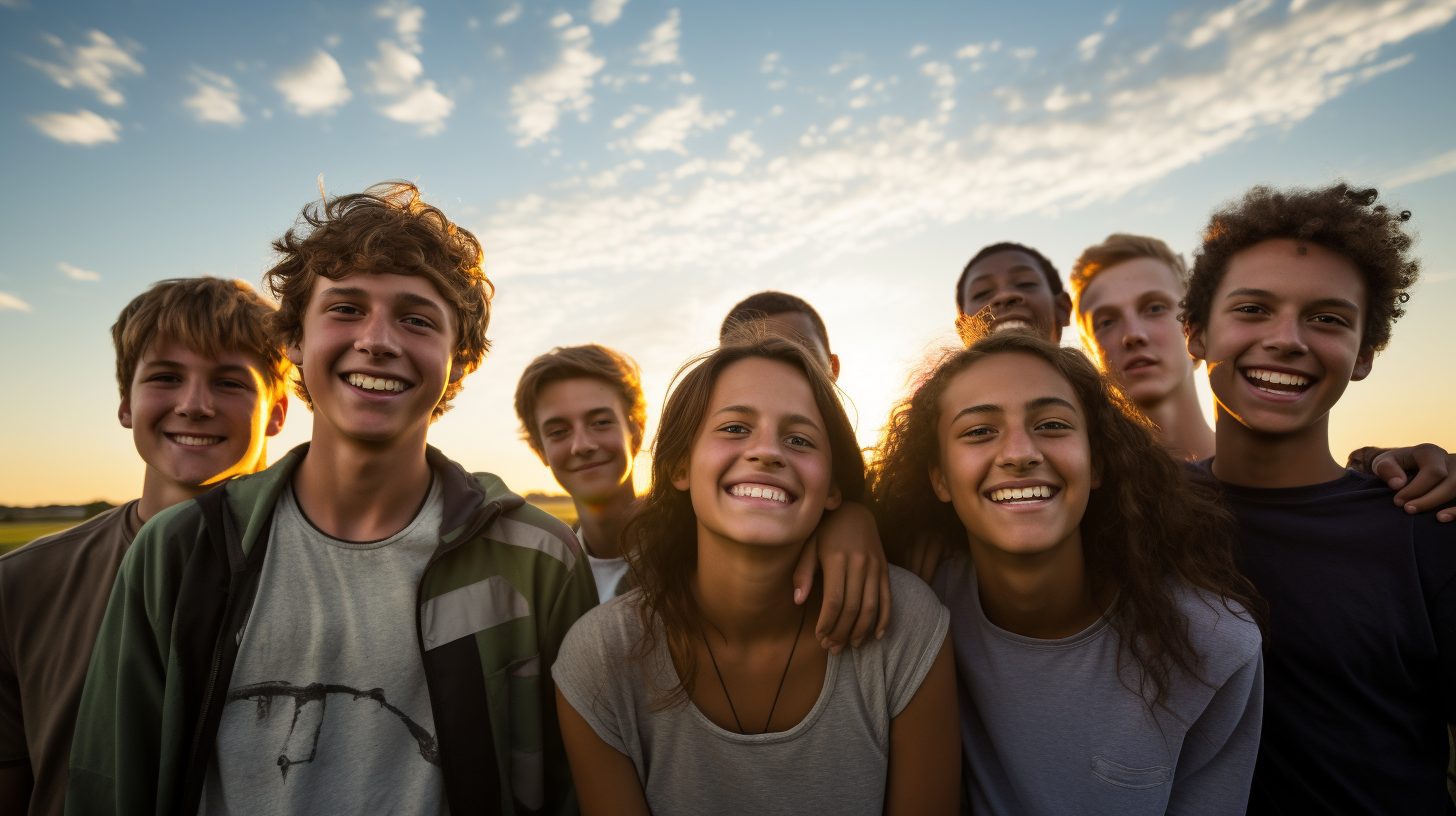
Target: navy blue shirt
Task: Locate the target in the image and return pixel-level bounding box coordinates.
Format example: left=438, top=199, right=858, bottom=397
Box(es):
left=1194, top=462, right=1456, bottom=815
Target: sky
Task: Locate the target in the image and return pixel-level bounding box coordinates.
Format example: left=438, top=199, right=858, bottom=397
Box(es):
left=1, top=0, right=1454, bottom=506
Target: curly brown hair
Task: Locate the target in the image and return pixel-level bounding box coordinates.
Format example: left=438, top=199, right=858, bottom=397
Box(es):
left=869, top=331, right=1266, bottom=710
left=264, top=181, right=493, bottom=419
left=623, top=328, right=865, bottom=706
left=1180, top=183, right=1418, bottom=352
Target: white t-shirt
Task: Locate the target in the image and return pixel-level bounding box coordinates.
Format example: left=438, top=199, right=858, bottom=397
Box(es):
left=577, top=526, right=629, bottom=604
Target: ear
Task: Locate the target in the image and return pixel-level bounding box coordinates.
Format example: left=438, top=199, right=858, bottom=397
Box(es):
left=265, top=393, right=288, bottom=437
left=1184, top=320, right=1207, bottom=362
left=1054, top=290, right=1073, bottom=328
left=1350, top=345, right=1375, bottom=382
left=671, top=464, right=690, bottom=492
left=929, top=464, right=952, bottom=503
left=829, top=353, right=841, bottom=382
left=118, top=395, right=133, bottom=430
left=824, top=481, right=843, bottom=512
left=448, top=359, right=466, bottom=384
left=286, top=342, right=302, bottom=367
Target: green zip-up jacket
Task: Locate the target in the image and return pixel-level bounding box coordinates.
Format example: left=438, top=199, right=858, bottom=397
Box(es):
left=66, top=444, right=598, bottom=816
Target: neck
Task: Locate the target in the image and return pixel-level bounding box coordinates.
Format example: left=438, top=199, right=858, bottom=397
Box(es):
left=1211, top=406, right=1343, bottom=488
left=1139, top=375, right=1215, bottom=461
left=293, top=423, right=433, bottom=541
left=137, top=467, right=216, bottom=523
left=968, top=529, right=1103, bottom=639
left=574, top=480, right=637, bottom=560
left=692, top=525, right=806, bottom=644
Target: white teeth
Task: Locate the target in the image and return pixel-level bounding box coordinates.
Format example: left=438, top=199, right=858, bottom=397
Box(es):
left=348, top=373, right=405, bottom=392
left=1245, top=369, right=1309, bottom=388
left=990, top=485, right=1053, bottom=503
left=171, top=434, right=221, bottom=447
left=730, top=484, right=789, bottom=503
left=993, top=320, right=1032, bottom=334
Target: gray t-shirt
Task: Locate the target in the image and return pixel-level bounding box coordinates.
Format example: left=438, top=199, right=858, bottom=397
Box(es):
left=932, top=557, right=1264, bottom=816
left=554, top=565, right=949, bottom=816
left=200, top=478, right=448, bottom=816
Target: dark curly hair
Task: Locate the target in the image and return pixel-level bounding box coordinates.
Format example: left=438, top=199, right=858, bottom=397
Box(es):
left=869, top=331, right=1266, bottom=711
left=624, top=328, right=865, bottom=707
left=264, top=181, right=493, bottom=419
left=1180, top=183, right=1418, bottom=352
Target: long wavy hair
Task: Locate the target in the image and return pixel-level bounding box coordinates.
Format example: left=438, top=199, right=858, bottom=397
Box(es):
left=623, top=329, right=865, bottom=705
left=870, top=331, right=1266, bottom=709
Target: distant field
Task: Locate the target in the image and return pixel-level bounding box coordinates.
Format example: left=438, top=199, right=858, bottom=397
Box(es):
left=0, top=521, right=81, bottom=556
left=527, top=496, right=578, bottom=529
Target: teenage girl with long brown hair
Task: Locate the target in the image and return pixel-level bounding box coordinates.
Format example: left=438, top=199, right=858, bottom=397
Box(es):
left=871, top=330, right=1268, bottom=815
left=553, top=333, right=959, bottom=816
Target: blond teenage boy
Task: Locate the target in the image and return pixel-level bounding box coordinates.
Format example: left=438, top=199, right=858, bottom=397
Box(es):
left=67, top=183, right=597, bottom=816
left=0, top=278, right=289, bottom=816
left=515, top=344, right=647, bottom=602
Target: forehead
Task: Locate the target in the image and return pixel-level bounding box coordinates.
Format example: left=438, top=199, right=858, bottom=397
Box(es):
left=940, top=352, right=1078, bottom=419
left=964, top=251, right=1047, bottom=289
left=534, top=376, right=626, bottom=421
left=137, top=336, right=266, bottom=376
left=1076, top=257, right=1183, bottom=314
left=1217, top=239, right=1365, bottom=305
left=707, top=357, right=822, bottom=419
left=310, top=272, right=451, bottom=309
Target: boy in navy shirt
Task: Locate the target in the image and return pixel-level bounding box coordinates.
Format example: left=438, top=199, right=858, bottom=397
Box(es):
left=1183, top=183, right=1456, bottom=814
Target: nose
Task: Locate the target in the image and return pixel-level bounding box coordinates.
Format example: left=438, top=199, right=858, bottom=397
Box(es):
left=355, top=313, right=403, bottom=358
left=1262, top=312, right=1309, bottom=358
left=990, top=285, right=1024, bottom=312
left=1121, top=315, right=1149, bottom=349
left=744, top=430, right=787, bottom=469
left=175, top=378, right=216, bottom=420
left=569, top=425, right=599, bottom=457
left=996, top=424, right=1042, bottom=471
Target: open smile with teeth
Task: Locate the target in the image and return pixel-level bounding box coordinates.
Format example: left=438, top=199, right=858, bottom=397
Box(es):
left=345, top=373, right=410, bottom=393
left=728, top=483, right=792, bottom=504
left=167, top=433, right=222, bottom=447
left=992, top=319, right=1034, bottom=334
left=987, top=485, right=1057, bottom=503
left=1242, top=368, right=1312, bottom=395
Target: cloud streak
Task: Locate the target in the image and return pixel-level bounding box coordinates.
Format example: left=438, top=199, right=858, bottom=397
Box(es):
left=57, top=262, right=101, bottom=281
left=275, top=50, right=352, bottom=116
left=21, top=30, right=143, bottom=106
left=28, top=109, right=121, bottom=145
left=1382, top=147, right=1456, bottom=188
left=368, top=3, right=454, bottom=135
left=510, top=20, right=604, bottom=145
left=0, top=292, right=32, bottom=312
left=634, top=9, right=681, bottom=65
left=184, top=68, right=245, bottom=126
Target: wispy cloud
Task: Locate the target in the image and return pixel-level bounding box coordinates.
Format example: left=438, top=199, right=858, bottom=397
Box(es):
left=591, top=0, right=629, bottom=25
left=21, top=30, right=143, bottom=106
left=510, top=20, right=604, bottom=145
left=634, top=9, right=681, bottom=65
left=628, top=95, right=732, bottom=154
left=0, top=0, right=31, bottom=9
left=28, top=109, right=121, bottom=145
left=368, top=2, right=454, bottom=135
left=56, top=262, right=101, bottom=281
left=1381, top=147, right=1456, bottom=188
left=481, top=0, right=1456, bottom=279
left=0, top=292, right=32, bottom=312
left=184, top=68, right=245, bottom=126
left=496, top=2, right=523, bottom=26
left=275, top=50, right=351, bottom=116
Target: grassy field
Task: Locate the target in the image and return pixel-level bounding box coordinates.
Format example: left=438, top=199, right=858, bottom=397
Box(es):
left=0, top=521, right=81, bottom=556
left=526, top=496, right=578, bottom=529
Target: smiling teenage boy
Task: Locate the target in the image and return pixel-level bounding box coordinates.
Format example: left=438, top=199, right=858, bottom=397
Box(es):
left=515, top=344, right=646, bottom=602
left=0, top=278, right=288, bottom=816
left=1182, top=183, right=1456, bottom=815
left=955, top=242, right=1072, bottom=342
left=67, top=183, right=597, bottom=816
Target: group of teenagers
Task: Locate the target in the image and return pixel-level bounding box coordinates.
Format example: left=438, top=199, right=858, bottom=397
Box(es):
left=0, top=178, right=1452, bottom=816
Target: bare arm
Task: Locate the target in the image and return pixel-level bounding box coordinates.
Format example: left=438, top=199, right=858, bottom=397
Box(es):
left=556, top=686, right=651, bottom=816
left=0, top=762, right=32, bottom=815
left=1348, top=444, right=1456, bottom=522
left=794, top=501, right=892, bottom=653
left=884, top=636, right=960, bottom=816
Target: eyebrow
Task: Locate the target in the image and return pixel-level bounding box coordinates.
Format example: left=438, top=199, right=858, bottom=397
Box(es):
left=144, top=360, right=255, bottom=379
left=1224, top=287, right=1359, bottom=312
left=541, top=407, right=616, bottom=426
left=969, top=265, right=1037, bottom=287
left=712, top=404, right=824, bottom=432
left=319, top=286, right=446, bottom=315
left=950, top=396, right=1077, bottom=423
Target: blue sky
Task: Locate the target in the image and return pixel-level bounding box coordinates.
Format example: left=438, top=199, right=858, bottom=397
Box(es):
left=2, top=0, right=1454, bottom=504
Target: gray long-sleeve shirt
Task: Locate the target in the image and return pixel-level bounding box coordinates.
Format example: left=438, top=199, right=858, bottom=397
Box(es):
left=931, top=558, right=1264, bottom=816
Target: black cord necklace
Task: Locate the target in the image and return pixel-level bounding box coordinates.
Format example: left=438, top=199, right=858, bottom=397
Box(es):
left=700, top=601, right=810, bottom=735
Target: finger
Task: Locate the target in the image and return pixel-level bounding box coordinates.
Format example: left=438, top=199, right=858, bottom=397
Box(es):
left=816, top=551, right=847, bottom=644
left=849, top=559, right=882, bottom=647
left=1397, top=471, right=1456, bottom=513
left=1370, top=454, right=1408, bottom=491
left=1439, top=508, right=1455, bottom=523
left=875, top=566, right=893, bottom=640
left=824, top=555, right=868, bottom=654
left=792, top=534, right=819, bottom=605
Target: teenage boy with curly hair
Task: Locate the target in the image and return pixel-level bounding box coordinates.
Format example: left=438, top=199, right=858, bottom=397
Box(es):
left=1182, top=183, right=1456, bottom=814
left=0, top=278, right=289, bottom=816
left=68, top=183, right=597, bottom=816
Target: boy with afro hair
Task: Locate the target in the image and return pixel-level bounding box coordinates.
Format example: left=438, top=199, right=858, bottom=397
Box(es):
left=68, top=182, right=597, bottom=816
left=1183, top=182, right=1456, bottom=814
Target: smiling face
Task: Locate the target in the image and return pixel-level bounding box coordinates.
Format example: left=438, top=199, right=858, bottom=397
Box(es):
left=121, top=338, right=286, bottom=490
left=535, top=376, right=638, bottom=505
left=290, top=273, right=459, bottom=446
left=1075, top=257, right=1192, bottom=407
left=673, top=356, right=841, bottom=550
left=1186, top=238, right=1372, bottom=438
left=959, top=250, right=1072, bottom=342
left=930, top=352, right=1094, bottom=559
